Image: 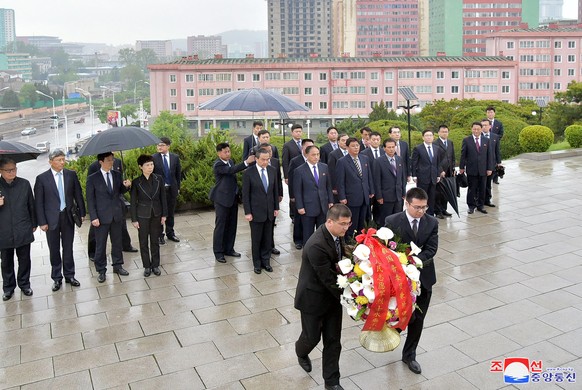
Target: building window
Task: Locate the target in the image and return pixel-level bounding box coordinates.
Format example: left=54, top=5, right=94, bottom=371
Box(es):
left=198, top=74, right=214, bottom=81
left=170, top=89, right=177, bottom=97
left=451, top=71, right=460, bottom=79
left=502, top=71, right=510, bottom=79
left=436, top=71, right=444, bottom=79
left=186, top=89, right=194, bottom=97
left=265, top=72, right=281, bottom=80
left=436, top=86, right=444, bottom=94
left=237, top=74, right=245, bottom=82
left=519, top=40, right=534, bottom=48
left=332, top=71, right=349, bottom=79
left=282, top=87, right=299, bottom=94
left=252, top=74, right=260, bottom=82
left=384, top=71, right=394, bottom=80
left=502, top=85, right=510, bottom=94
left=350, top=71, right=365, bottom=79
left=506, top=41, right=514, bottom=49
left=568, top=68, right=575, bottom=76
left=370, top=72, right=379, bottom=80
left=386, top=101, right=393, bottom=109
left=169, top=75, right=176, bottom=83
left=216, top=73, right=232, bottom=82
left=482, top=85, right=498, bottom=93
left=451, top=86, right=459, bottom=94
left=185, top=74, right=194, bottom=82
left=554, top=55, right=562, bottom=63
left=465, top=70, right=480, bottom=78
left=216, top=88, right=231, bottom=95
left=332, top=101, right=349, bottom=109
left=304, top=72, right=312, bottom=81
left=319, top=87, right=327, bottom=95
left=319, top=72, right=327, bottom=81
left=348, top=86, right=365, bottom=94
left=170, top=103, right=177, bottom=110
left=305, top=87, right=312, bottom=95
left=482, top=70, right=498, bottom=78
left=554, top=69, right=561, bottom=76
left=568, top=41, right=576, bottom=48
left=320, top=101, right=328, bottom=109
left=398, top=71, right=414, bottom=79
left=416, top=71, right=432, bottom=79
left=464, top=85, right=480, bottom=93
left=370, top=87, right=378, bottom=95
left=415, top=86, right=432, bottom=93
left=568, top=54, right=576, bottom=62
left=554, top=82, right=561, bottom=90
left=304, top=101, right=312, bottom=109
left=198, top=88, right=214, bottom=96
left=555, top=41, right=562, bottom=49
left=186, top=103, right=196, bottom=111
left=350, top=101, right=366, bottom=109
left=385, top=86, right=393, bottom=94
left=283, top=72, right=299, bottom=80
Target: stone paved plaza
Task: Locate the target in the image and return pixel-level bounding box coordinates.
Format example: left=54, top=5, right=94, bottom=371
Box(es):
left=1, top=153, right=582, bottom=389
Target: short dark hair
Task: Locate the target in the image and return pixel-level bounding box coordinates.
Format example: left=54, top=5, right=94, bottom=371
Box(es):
left=0, top=157, right=16, bottom=168
left=253, top=121, right=263, bottom=128
left=216, top=142, right=230, bottom=152
left=301, top=138, right=314, bottom=146
left=438, top=125, right=449, bottom=131
left=422, top=129, right=433, bottom=136
left=137, top=154, right=153, bottom=166
left=346, top=137, right=360, bottom=147
left=326, top=126, right=338, bottom=134
left=486, top=106, right=496, bottom=112
left=370, top=131, right=381, bottom=138
left=305, top=145, right=319, bottom=154
left=327, top=204, right=352, bottom=221
left=338, top=133, right=349, bottom=140
left=159, top=137, right=171, bottom=145
left=481, top=118, right=491, bottom=125
left=97, top=152, right=114, bottom=162
left=256, top=148, right=270, bottom=158
left=383, top=138, right=396, bottom=147
left=389, top=126, right=401, bottom=133
left=291, top=124, right=303, bottom=131
left=360, top=126, right=372, bottom=134
left=406, top=187, right=428, bottom=203
left=257, top=129, right=270, bottom=137
left=259, top=142, right=271, bottom=149
left=472, top=121, right=483, bottom=128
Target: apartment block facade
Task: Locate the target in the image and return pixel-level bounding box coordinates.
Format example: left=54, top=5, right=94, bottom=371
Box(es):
left=0, top=8, right=15, bottom=52
left=136, top=40, right=173, bottom=59
left=187, top=35, right=227, bottom=59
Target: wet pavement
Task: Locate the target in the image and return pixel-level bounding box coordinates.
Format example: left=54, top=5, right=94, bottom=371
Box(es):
left=1, top=152, right=581, bottom=389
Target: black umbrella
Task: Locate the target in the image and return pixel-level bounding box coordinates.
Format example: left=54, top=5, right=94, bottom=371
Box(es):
left=199, top=88, right=309, bottom=113
left=78, top=126, right=160, bottom=157
left=438, top=176, right=460, bottom=217
left=0, top=140, right=42, bottom=163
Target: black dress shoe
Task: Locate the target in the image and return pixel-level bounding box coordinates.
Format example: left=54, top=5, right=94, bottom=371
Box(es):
left=52, top=281, right=62, bottom=291
left=151, top=267, right=161, bottom=276
left=97, top=273, right=106, bottom=283
left=159, top=236, right=166, bottom=245
left=225, top=251, right=241, bottom=257
left=324, top=385, right=344, bottom=390
left=123, top=247, right=139, bottom=253
left=295, top=243, right=303, bottom=250
left=436, top=213, right=445, bottom=219
left=298, top=355, right=312, bottom=372
left=144, top=268, right=151, bottom=277
left=493, top=180, right=499, bottom=184
left=253, top=268, right=262, bottom=274
left=262, top=265, right=273, bottom=272
left=167, top=235, right=180, bottom=242
left=443, top=211, right=453, bottom=217
left=477, top=208, right=488, bottom=214
left=403, top=358, right=422, bottom=374
left=2, top=291, right=14, bottom=301
left=484, top=202, right=496, bottom=207
left=22, top=288, right=33, bottom=296
left=271, top=248, right=280, bottom=255
left=467, top=208, right=474, bottom=214
left=65, top=278, right=81, bottom=287
left=113, top=267, right=129, bottom=276
left=216, top=257, right=227, bottom=263
left=89, top=257, right=95, bottom=262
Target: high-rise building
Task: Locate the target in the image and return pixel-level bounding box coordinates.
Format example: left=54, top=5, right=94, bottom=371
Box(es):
left=268, top=0, right=333, bottom=58
left=0, top=8, right=16, bottom=52
left=429, top=0, right=539, bottom=56
left=136, top=40, right=173, bottom=60
left=539, top=0, right=563, bottom=23
left=187, top=35, right=227, bottom=59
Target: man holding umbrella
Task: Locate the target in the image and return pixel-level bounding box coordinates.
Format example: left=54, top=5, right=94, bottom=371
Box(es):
left=433, top=125, right=455, bottom=218
left=153, top=137, right=182, bottom=244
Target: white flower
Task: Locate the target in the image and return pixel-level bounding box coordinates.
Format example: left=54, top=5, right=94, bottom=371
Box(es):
left=388, top=296, right=397, bottom=310
left=337, top=275, right=349, bottom=288
left=361, top=273, right=373, bottom=286
left=376, top=227, right=394, bottom=241
left=342, top=285, right=354, bottom=300
left=410, top=241, right=422, bottom=256
left=338, top=258, right=354, bottom=274
left=350, top=280, right=363, bottom=294
left=347, top=304, right=359, bottom=317
left=353, top=244, right=370, bottom=261
left=358, top=259, right=373, bottom=276
left=363, top=284, right=375, bottom=302
left=411, top=256, right=423, bottom=268
left=405, top=264, right=421, bottom=282
left=340, top=296, right=354, bottom=308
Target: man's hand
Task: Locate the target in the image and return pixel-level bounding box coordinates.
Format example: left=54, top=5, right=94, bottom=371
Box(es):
left=377, top=198, right=384, bottom=205
left=328, top=203, right=333, bottom=209
left=40, top=224, right=48, bottom=232
left=340, top=199, right=347, bottom=205
left=278, top=196, right=283, bottom=202
left=92, top=219, right=100, bottom=227
left=486, top=170, right=492, bottom=176
left=161, top=216, right=166, bottom=225
left=298, top=208, right=306, bottom=215
left=285, top=179, right=288, bottom=185
left=245, top=214, right=253, bottom=222
left=132, top=221, right=139, bottom=229
left=459, top=169, right=465, bottom=175
left=123, top=179, right=131, bottom=187
left=245, top=155, right=255, bottom=164
left=274, top=210, right=279, bottom=217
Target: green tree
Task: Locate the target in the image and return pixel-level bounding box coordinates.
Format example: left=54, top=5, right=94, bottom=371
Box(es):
left=19, top=83, right=40, bottom=107
left=136, top=49, right=159, bottom=71
left=1, top=90, right=20, bottom=108
left=97, top=104, right=115, bottom=123
left=368, top=100, right=390, bottom=122
left=119, top=104, right=137, bottom=125
left=544, top=81, right=582, bottom=136
left=150, top=111, right=188, bottom=142
left=118, top=48, right=137, bottom=66
left=335, top=117, right=369, bottom=136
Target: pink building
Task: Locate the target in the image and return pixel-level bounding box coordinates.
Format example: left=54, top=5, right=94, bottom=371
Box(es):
left=149, top=56, right=518, bottom=134
left=486, top=25, right=582, bottom=102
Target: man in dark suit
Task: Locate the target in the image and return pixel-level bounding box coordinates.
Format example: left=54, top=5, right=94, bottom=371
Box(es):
left=319, top=126, right=338, bottom=164
left=282, top=124, right=303, bottom=220
left=35, top=149, right=86, bottom=291
left=251, top=129, right=279, bottom=160
left=360, top=131, right=385, bottom=223
left=87, top=157, right=137, bottom=259
left=486, top=106, right=503, bottom=184
left=153, top=137, right=182, bottom=244
left=86, top=152, right=132, bottom=282
left=242, top=148, right=279, bottom=274
left=481, top=119, right=501, bottom=208
left=359, top=126, right=371, bottom=151
left=211, top=143, right=255, bottom=263
left=459, top=122, right=495, bottom=214
left=260, top=143, right=283, bottom=255
left=242, top=121, right=263, bottom=159
left=389, top=126, right=411, bottom=180
left=374, top=138, right=407, bottom=224
left=294, top=145, right=334, bottom=244
left=327, top=134, right=349, bottom=203
left=288, top=139, right=314, bottom=249
left=336, top=137, right=374, bottom=236
left=384, top=187, right=438, bottom=375
left=411, top=130, right=445, bottom=216
left=433, top=125, right=455, bottom=218
left=295, top=204, right=352, bottom=390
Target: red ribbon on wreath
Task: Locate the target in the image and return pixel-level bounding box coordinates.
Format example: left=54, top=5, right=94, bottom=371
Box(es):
left=356, top=228, right=413, bottom=331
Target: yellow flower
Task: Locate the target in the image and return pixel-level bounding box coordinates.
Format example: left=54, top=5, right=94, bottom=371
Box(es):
left=411, top=281, right=417, bottom=291
left=386, top=311, right=393, bottom=320
left=354, top=264, right=365, bottom=277
left=355, top=296, right=369, bottom=305
left=398, top=252, right=408, bottom=265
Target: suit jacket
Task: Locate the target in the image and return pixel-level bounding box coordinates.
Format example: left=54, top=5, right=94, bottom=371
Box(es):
left=336, top=154, right=374, bottom=206
left=211, top=158, right=247, bottom=208
left=327, top=148, right=347, bottom=192
left=282, top=139, right=302, bottom=178
left=130, top=173, right=168, bottom=220
left=484, top=132, right=501, bottom=164
left=396, top=140, right=411, bottom=176
left=433, top=138, right=456, bottom=177
left=384, top=211, right=438, bottom=290
left=319, top=142, right=336, bottom=164
left=287, top=154, right=306, bottom=199
left=88, top=158, right=123, bottom=176
left=411, top=143, right=444, bottom=185
left=242, top=134, right=258, bottom=159
left=293, top=162, right=333, bottom=217
left=86, top=169, right=129, bottom=224
left=34, top=168, right=86, bottom=230
left=242, top=165, right=279, bottom=222
left=490, top=118, right=504, bottom=138
left=153, top=152, right=182, bottom=197
left=294, top=224, right=343, bottom=314
left=361, top=147, right=385, bottom=177
left=459, top=135, right=495, bottom=176
left=373, top=154, right=407, bottom=203
left=270, top=157, right=284, bottom=200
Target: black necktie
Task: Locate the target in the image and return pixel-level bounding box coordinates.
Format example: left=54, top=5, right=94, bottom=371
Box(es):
left=106, top=172, right=113, bottom=193
left=335, top=237, right=341, bottom=261
left=412, top=219, right=418, bottom=238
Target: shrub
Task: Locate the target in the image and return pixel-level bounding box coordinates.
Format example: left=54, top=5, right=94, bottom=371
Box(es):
left=499, top=118, right=529, bottom=159
left=448, top=127, right=471, bottom=164
left=366, top=119, right=422, bottom=146
left=518, top=125, right=554, bottom=153
left=565, top=125, right=582, bottom=148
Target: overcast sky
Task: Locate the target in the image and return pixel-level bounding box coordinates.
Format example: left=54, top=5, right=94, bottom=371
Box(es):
left=2, top=0, right=578, bottom=46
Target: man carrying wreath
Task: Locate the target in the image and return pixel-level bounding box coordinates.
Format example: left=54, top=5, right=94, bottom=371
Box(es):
left=384, top=187, right=438, bottom=374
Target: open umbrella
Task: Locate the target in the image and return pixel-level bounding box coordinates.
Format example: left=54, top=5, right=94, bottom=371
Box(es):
left=437, top=176, right=460, bottom=217
left=0, top=140, right=42, bottom=163
left=199, top=88, right=309, bottom=113
left=78, top=126, right=160, bottom=157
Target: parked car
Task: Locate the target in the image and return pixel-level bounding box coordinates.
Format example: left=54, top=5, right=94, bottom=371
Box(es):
left=73, top=117, right=85, bottom=124
left=21, top=127, right=37, bottom=135
left=36, top=141, right=50, bottom=153
left=50, top=122, right=63, bottom=129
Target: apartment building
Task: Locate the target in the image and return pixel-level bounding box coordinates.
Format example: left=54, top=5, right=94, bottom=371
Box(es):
left=187, top=35, right=227, bottom=59
left=0, top=8, right=15, bottom=52
left=136, top=40, right=173, bottom=60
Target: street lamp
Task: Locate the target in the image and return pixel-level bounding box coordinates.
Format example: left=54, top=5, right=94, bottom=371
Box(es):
left=532, top=98, right=547, bottom=124
left=36, top=90, right=58, bottom=147
left=397, top=87, right=419, bottom=154
left=62, top=81, right=77, bottom=154
left=0, top=86, right=9, bottom=92
left=76, top=87, right=94, bottom=136
left=305, top=119, right=311, bottom=138
left=100, top=85, right=115, bottom=109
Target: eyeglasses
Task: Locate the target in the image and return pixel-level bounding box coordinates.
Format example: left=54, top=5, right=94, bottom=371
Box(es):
left=333, top=220, right=352, bottom=227
left=0, top=168, right=17, bottom=173
left=409, top=204, right=429, bottom=212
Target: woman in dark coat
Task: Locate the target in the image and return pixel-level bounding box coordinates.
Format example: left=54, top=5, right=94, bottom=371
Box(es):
left=0, top=157, right=37, bottom=301
left=130, top=154, right=167, bottom=277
